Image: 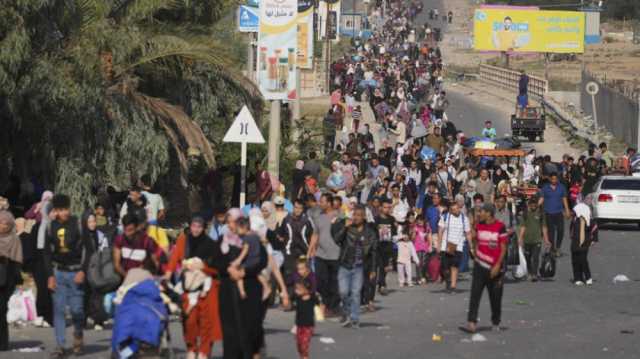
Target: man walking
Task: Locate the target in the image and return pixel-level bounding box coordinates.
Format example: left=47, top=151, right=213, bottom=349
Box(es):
left=44, top=195, right=91, bottom=358
left=518, top=198, right=551, bottom=281
left=463, top=204, right=508, bottom=334
left=332, top=206, right=377, bottom=329
left=538, top=173, right=571, bottom=257
left=374, top=199, right=395, bottom=295
left=437, top=202, right=471, bottom=292
left=308, top=193, right=341, bottom=316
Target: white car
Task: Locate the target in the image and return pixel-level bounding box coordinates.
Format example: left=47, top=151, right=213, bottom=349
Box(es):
left=593, top=176, right=640, bottom=226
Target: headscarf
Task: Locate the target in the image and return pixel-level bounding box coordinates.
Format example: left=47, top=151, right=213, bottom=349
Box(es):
left=573, top=202, right=591, bottom=226
left=0, top=211, right=23, bottom=263
left=261, top=202, right=278, bottom=231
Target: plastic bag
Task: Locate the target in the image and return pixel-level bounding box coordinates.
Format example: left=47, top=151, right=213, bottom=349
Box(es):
left=420, top=146, right=437, bottom=162
left=539, top=251, right=556, bottom=278
left=513, top=246, right=527, bottom=279
left=7, top=290, right=28, bottom=323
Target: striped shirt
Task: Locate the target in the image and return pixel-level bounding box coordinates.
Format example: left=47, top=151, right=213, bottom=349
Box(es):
left=438, top=213, right=470, bottom=252
left=352, top=108, right=362, bottom=121
left=474, top=221, right=509, bottom=269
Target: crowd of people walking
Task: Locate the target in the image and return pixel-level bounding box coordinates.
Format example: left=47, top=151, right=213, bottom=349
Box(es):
left=0, top=1, right=638, bottom=358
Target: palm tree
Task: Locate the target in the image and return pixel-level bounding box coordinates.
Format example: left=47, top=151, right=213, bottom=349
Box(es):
left=0, top=0, right=260, bottom=216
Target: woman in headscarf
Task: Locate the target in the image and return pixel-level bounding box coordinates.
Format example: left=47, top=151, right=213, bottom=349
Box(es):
left=25, top=191, right=53, bottom=223
left=261, top=201, right=285, bottom=269
left=81, top=211, right=110, bottom=331
left=0, top=211, right=23, bottom=351
left=165, top=216, right=222, bottom=359
left=292, top=160, right=308, bottom=201
left=210, top=209, right=268, bottom=359
left=570, top=198, right=598, bottom=286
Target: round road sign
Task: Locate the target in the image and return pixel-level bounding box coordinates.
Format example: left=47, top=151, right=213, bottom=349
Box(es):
left=586, top=81, right=600, bottom=96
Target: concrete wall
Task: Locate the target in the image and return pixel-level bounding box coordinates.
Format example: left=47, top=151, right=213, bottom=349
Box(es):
left=581, top=71, right=639, bottom=147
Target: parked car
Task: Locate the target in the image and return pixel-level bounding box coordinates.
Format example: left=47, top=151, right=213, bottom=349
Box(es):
left=592, top=176, right=640, bottom=226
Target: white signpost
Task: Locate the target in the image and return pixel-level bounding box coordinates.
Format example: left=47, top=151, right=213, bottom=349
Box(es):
left=223, top=105, right=265, bottom=207
left=586, top=81, right=600, bottom=143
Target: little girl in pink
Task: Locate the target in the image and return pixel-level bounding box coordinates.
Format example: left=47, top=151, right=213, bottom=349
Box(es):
left=412, top=216, right=433, bottom=285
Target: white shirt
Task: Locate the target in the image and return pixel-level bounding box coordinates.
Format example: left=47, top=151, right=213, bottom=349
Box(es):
left=438, top=213, right=470, bottom=252
left=142, top=190, right=165, bottom=223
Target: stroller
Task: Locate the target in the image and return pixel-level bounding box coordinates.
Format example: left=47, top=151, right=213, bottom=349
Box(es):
left=111, top=277, right=176, bottom=359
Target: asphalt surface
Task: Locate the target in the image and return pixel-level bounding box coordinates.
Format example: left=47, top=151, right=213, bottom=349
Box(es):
left=6, top=225, right=640, bottom=359
left=7, top=1, right=640, bottom=358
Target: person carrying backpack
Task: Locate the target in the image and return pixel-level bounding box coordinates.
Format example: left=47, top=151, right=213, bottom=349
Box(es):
left=570, top=200, right=598, bottom=286
left=437, top=202, right=471, bottom=293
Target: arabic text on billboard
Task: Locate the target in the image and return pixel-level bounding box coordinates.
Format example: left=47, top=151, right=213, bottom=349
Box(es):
left=258, top=0, right=298, bottom=100
left=473, top=9, right=585, bottom=53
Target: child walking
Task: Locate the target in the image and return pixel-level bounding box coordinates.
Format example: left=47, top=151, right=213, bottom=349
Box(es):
left=412, top=216, right=433, bottom=285
left=396, top=224, right=420, bottom=287
left=294, top=273, right=316, bottom=359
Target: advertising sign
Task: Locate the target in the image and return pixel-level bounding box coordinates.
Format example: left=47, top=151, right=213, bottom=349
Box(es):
left=258, top=0, right=298, bottom=100
left=238, top=5, right=259, bottom=32
left=473, top=9, right=585, bottom=53
left=297, top=0, right=314, bottom=69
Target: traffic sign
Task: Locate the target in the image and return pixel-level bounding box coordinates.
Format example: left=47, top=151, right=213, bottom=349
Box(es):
left=223, top=106, right=265, bottom=143
left=586, top=81, right=600, bottom=96
left=238, top=5, right=259, bottom=33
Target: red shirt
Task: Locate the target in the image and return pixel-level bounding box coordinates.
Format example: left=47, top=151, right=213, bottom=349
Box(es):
left=114, top=233, right=159, bottom=272
left=474, top=221, right=508, bottom=269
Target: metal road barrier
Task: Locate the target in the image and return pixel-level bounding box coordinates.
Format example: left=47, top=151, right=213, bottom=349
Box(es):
left=479, top=64, right=548, bottom=99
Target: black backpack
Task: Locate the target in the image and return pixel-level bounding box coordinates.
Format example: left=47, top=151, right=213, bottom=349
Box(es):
left=86, top=232, right=122, bottom=293
left=539, top=251, right=556, bottom=278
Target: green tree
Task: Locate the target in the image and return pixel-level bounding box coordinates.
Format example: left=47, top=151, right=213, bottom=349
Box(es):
left=0, top=0, right=261, bottom=216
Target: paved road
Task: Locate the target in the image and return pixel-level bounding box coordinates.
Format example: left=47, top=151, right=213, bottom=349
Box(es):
left=7, top=225, right=640, bottom=359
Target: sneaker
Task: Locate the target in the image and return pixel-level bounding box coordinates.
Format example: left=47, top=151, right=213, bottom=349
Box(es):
left=351, top=321, right=360, bottom=329
left=72, top=334, right=83, bottom=355
left=340, top=316, right=351, bottom=327
left=378, top=287, right=388, bottom=296
left=290, top=325, right=297, bottom=335
left=94, top=324, right=104, bottom=331
left=586, top=278, right=593, bottom=286
left=574, top=281, right=585, bottom=286
left=50, top=347, right=66, bottom=359
left=408, top=283, right=415, bottom=287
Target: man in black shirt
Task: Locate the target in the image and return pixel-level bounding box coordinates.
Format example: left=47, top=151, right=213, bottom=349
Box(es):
left=375, top=199, right=396, bottom=296
left=44, top=195, right=92, bottom=358
left=281, top=199, right=315, bottom=280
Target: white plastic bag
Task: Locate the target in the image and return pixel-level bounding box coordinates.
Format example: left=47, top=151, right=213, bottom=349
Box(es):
left=7, top=290, right=28, bottom=323
left=513, top=246, right=528, bottom=279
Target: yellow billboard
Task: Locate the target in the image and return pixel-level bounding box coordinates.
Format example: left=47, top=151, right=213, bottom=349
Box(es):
left=474, top=9, right=585, bottom=53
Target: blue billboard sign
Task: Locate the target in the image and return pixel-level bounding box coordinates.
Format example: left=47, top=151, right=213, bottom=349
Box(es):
left=238, top=5, right=259, bottom=33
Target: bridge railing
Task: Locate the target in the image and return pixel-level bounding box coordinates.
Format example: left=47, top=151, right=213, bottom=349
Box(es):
left=479, top=64, right=548, bottom=99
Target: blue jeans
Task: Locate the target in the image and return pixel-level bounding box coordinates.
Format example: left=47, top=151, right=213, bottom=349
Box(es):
left=338, top=266, right=364, bottom=323
left=460, top=240, right=470, bottom=273
left=53, top=270, right=85, bottom=347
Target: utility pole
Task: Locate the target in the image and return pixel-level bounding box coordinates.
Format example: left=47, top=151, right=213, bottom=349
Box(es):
left=247, top=33, right=255, bottom=82
left=324, top=1, right=332, bottom=93
left=268, top=100, right=281, bottom=179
